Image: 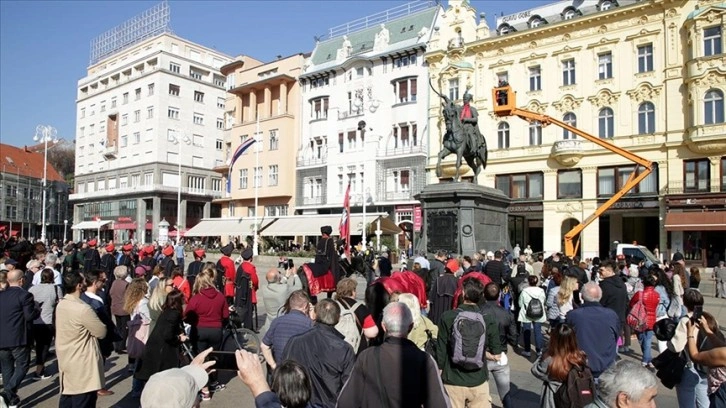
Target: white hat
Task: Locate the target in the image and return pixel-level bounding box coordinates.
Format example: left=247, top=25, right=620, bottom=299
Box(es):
left=141, top=365, right=208, bottom=408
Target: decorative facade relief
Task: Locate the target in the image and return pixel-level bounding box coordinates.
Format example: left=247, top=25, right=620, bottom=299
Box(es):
left=626, top=83, right=663, bottom=103
left=552, top=95, right=584, bottom=113
left=525, top=100, right=548, bottom=114
left=587, top=90, right=621, bottom=108
left=373, top=24, right=391, bottom=51
left=694, top=72, right=726, bottom=87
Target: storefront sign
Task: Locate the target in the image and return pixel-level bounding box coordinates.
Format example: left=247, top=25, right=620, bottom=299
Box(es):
left=413, top=207, right=422, bottom=232
left=607, top=200, right=659, bottom=209
left=509, top=204, right=544, bottom=213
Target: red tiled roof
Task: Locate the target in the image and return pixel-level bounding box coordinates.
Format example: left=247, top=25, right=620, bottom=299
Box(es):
left=0, top=143, right=65, bottom=182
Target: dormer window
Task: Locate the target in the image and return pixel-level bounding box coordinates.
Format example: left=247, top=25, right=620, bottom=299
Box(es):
left=499, top=24, right=512, bottom=35
left=563, top=8, right=576, bottom=20
left=530, top=17, right=544, bottom=28
left=600, top=0, right=614, bottom=11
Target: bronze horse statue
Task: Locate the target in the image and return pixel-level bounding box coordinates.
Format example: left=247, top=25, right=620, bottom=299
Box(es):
left=431, top=81, right=488, bottom=183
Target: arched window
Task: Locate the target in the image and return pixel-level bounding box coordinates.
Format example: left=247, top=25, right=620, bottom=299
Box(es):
left=563, top=8, right=576, bottom=20
left=499, top=24, right=512, bottom=35
left=497, top=122, right=510, bottom=149
left=704, top=89, right=725, bottom=124
left=563, top=112, right=577, bottom=139
left=600, top=0, right=614, bottom=11
left=638, top=102, right=656, bottom=134
left=530, top=17, right=544, bottom=28
left=529, top=121, right=542, bottom=145
left=598, top=107, right=614, bottom=138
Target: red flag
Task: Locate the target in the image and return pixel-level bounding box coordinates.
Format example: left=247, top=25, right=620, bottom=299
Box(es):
left=339, top=182, right=351, bottom=258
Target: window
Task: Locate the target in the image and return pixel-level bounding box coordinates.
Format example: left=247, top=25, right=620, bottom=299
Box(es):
left=685, top=159, right=710, bottom=192
left=495, top=172, right=543, bottom=199
left=169, top=84, right=180, bottom=96
left=558, top=170, right=582, bottom=198
left=168, top=107, right=179, bottom=119
left=131, top=175, right=140, bottom=187
left=192, top=134, right=204, bottom=147
left=80, top=107, right=85, bottom=118
left=598, top=165, right=657, bottom=195
left=212, top=178, right=222, bottom=192
left=598, top=53, right=612, bottom=79
left=562, top=59, right=576, bottom=85
left=193, top=113, right=204, bottom=125
left=393, top=77, right=417, bottom=103
left=530, top=17, right=544, bottom=28
left=215, top=139, right=223, bottom=150
left=268, top=165, right=279, bottom=186
left=721, top=157, right=726, bottom=192
left=120, top=134, right=128, bottom=148
left=239, top=169, right=248, bottom=189
left=189, top=68, right=202, bottom=80
left=311, top=97, right=329, bottom=120
left=265, top=205, right=288, bottom=216
left=147, top=106, right=154, bottom=119
left=169, top=62, right=180, bottom=73
left=393, top=55, right=416, bottom=68
left=135, top=88, right=141, bottom=100
left=217, top=97, right=225, bottom=109
left=148, top=83, right=154, bottom=96
left=449, top=78, right=459, bottom=100
left=704, top=26, right=722, bottom=57
left=79, top=126, right=85, bottom=137
left=134, top=110, right=140, bottom=123
left=529, top=66, right=541, bottom=91
left=111, top=97, right=117, bottom=108
left=598, top=107, right=614, bottom=138
left=563, top=112, right=577, bottom=139
left=133, top=132, right=140, bottom=144
left=637, top=44, right=653, bottom=73
left=704, top=89, right=725, bottom=124
left=145, top=128, right=153, bottom=141
left=90, top=104, right=95, bottom=116
left=144, top=173, right=153, bottom=186
left=600, top=0, right=613, bottom=11
left=563, top=8, right=576, bottom=20
left=254, top=166, right=262, bottom=188
left=310, top=76, right=329, bottom=88
left=123, top=92, right=129, bottom=104
left=100, top=103, right=106, bottom=113
left=529, top=121, right=542, bottom=145
left=121, top=114, right=128, bottom=126
left=497, top=72, right=509, bottom=84
left=89, top=124, right=95, bottom=134
left=638, top=102, right=656, bottom=134
left=194, top=91, right=204, bottom=103
left=269, top=129, right=279, bottom=150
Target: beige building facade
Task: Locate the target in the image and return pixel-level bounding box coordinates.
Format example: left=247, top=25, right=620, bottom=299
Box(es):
left=218, top=54, right=306, bottom=229
left=426, top=0, right=725, bottom=261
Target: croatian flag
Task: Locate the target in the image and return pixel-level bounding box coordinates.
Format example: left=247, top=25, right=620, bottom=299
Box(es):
left=339, top=182, right=351, bottom=258
left=226, top=137, right=257, bottom=193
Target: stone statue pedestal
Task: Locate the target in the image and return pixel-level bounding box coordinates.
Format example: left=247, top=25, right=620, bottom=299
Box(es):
left=416, top=182, right=511, bottom=256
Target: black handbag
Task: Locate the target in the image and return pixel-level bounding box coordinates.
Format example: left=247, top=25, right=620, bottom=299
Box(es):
left=654, top=318, right=678, bottom=341
left=652, top=349, right=687, bottom=389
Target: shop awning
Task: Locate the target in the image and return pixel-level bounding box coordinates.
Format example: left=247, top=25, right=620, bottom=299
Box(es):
left=71, top=220, right=112, bottom=230
left=664, top=212, right=726, bottom=231
left=259, top=213, right=401, bottom=237
left=114, top=222, right=137, bottom=230
left=184, top=218, right=269, bottom=237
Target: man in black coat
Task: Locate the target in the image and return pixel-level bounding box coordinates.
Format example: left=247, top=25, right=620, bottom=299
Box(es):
left=483, top=250, right=507, bottom=286
left=598, top=261, right=629, bottom=353
left=0, top=269, right=38, bottom=407
left=481, top=282, right=518, bottom=408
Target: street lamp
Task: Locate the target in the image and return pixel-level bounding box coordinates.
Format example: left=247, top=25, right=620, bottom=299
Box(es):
left=63, top=219, right=68, bottom=244
left=170, top=130, right=191, bottom=237
left=33, top=125, right=58, bottom=244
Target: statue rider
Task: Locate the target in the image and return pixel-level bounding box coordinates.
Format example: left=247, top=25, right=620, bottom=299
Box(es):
left=459, top=93, right=485, bottom=151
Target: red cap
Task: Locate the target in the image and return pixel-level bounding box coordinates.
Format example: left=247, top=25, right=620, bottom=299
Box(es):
left=162, top=246, right=174, bottom=257
left=446, top=258, right=460, bottom=272
left=193, top=249, right=206, bottom=259
left=143, top=245, right=155, bottom=255
left=105, top=243, right=115, bottom=252
left=122, top=243, right=133, bottom=252
left=88, top=239, right=97, bottom=247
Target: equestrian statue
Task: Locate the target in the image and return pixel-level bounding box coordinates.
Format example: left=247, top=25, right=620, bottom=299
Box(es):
left=431, top=80, right=488, bottom=183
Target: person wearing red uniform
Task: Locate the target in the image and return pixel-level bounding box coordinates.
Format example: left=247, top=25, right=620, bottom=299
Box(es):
left=216, top=243, right=236, bottom=303
left=629, top=273, right=660, bottom=368
left=236, top=247, right=259, bottom=330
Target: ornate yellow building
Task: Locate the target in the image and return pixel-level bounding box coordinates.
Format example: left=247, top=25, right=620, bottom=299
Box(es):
left=426, top=0, right=725, bottom=262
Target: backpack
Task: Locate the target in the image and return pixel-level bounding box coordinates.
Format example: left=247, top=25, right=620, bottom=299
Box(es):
left=334, top=300, right=363, bottom=351
left=526, top=295, right=544, bottom=320
left=553, top=365, right=596, bottom=408
left=449, top=309, right=487, bottom=370
left=626, top=293, right=648, bottom=333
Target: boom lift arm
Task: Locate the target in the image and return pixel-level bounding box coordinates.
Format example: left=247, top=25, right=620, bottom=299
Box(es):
left=491, top=85, right=654, bottom=257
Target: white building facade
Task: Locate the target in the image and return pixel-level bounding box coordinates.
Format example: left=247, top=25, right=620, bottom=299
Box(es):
left=296, top=1, right=441, bottom=248
left=71, top=32, right=231, bottom=243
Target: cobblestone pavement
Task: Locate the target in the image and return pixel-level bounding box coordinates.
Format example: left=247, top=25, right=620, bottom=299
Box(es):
left=7, top=255, right=718, bottom=407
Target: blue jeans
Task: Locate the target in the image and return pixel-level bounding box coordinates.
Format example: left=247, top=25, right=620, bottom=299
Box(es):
left=638, top=330, right=654, bottom=363
left=676, top=365, right=709, bottom=408
left=0, top=346, right=30, bottom=405
left=487, top=360, right=512, bottom=408
left=522, top=322, right=543, bottom=353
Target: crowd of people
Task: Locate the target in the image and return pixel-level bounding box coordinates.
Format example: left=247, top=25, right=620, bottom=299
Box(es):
left=1, top=231, right=726, bottom=408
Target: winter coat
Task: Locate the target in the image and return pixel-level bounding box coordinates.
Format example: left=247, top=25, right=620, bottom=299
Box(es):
left=185, top=287, right=229, bottom=329
left=531, top=356, right=561, bottom=408
left=629, top=287, right=660, bottom=331
left=599, top=276, right=628, bottom=324
left=135, top=308, right=184, bottom=381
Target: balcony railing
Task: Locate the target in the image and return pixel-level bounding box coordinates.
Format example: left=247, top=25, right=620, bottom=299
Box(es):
left=338, top=110, right=364, bottom=120
left=383, top=190, right=413, bottom=201
left=69, top=184, right=223, bottom=201
left=663, top=180, right=714, bottom=196
left=378, top=143, right=426, bottom=157
left=302, top=196, right=325, bottom=205
left=552, top=139, right=583, bottom=154
left=103, top=144, right=118, bottom=160
left=297, top=153, right=328, bottom=167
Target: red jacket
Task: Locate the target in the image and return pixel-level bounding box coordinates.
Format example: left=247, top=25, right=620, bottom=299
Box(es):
left=185, top=287, right=229, bottom=329
left=219, top=256, right=236, bottom=298
left=629, top=286, right=660, bottom=330
left=240, top=261, right=259, bottom=304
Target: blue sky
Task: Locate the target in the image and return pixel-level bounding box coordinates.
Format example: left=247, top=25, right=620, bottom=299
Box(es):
left=0, top=0, right=547, bottom=147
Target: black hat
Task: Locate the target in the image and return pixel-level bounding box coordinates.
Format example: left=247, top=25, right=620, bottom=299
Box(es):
left=221, top=243, right=234, bottom=256
left=241, top=247, right=253, bottom=260
left=321, top=225, right=332, bottom=235
left=672, top=252, right=684, bottom=262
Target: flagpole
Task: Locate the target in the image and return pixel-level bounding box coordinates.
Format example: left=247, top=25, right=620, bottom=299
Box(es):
left=253, top=115, right=260, bottom=256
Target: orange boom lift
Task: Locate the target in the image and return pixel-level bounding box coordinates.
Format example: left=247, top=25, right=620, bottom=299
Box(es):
left=491, top=85, right=654, bottom=257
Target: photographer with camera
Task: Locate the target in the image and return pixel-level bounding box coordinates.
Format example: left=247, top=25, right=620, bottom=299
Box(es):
left=260, top=267, right=301, bottom=337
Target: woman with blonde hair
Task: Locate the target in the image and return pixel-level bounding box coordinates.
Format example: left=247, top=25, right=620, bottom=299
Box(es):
left=193, top=266, right=217, bottom=295
left=397, top=292, right=437, bottom=350
left=124, top=278, right=151, bottom=397
left=555, top=276, right=577, bottom=322
left=148, top=277, right=174, bottom=333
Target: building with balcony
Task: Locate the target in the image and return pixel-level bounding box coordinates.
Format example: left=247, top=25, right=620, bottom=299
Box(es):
left=216, top=53, right=305, bottom=229
left=71, top=18, right=231, bottom=242
left=426, top=0, right=725, bottom=262
left=0, top=143, right=70, bottom=240
left=296, top=0, right=442, bottom=247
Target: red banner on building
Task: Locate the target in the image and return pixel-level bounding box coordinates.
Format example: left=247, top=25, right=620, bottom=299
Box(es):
left=413, top=206, right=422, bottom=232
left=339, top=182, right=351, bottom=258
